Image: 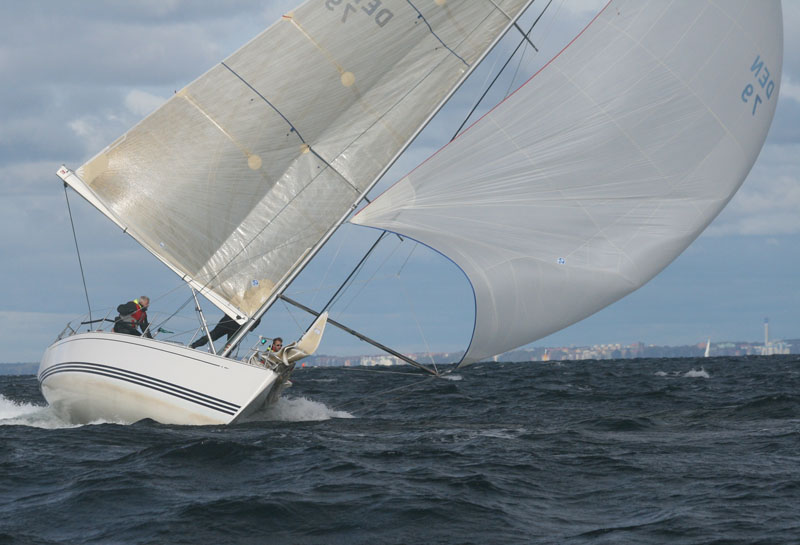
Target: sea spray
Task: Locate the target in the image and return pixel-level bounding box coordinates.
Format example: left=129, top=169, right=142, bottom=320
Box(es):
left=684, top=367, right=711, bottom=378
left=247, top=395, right=353, bottom=422
left=0, top=394, right=78, bottom=429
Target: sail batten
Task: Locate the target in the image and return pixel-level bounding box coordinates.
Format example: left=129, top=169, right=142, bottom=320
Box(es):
left=353, top=0, right=783, bottom=366
left=66, top=0, right=530, bottom=321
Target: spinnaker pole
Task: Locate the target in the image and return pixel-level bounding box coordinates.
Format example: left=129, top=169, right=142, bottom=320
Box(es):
left=279, top=295, right=438, bottom=376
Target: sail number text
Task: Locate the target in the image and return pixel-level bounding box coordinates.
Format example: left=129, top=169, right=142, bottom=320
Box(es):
left=326, top=0, right=394, bottom=27
left=742, top=55, right=776, bottom=116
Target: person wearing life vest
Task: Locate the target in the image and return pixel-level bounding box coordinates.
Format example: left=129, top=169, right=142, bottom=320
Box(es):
left=113, top=296, right=152, bottom=338
left=268, top=338, right=282, bottom=353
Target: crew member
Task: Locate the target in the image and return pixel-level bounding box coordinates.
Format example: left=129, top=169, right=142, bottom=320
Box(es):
left=268, top=337, right=283, bottom=353
left=190, top=314, right=261, bottom=351
left=113, top=296, right=152, bottom=337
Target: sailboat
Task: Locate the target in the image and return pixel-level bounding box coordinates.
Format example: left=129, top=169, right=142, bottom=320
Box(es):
left=40, top=0, right=782, bottom=425
left=705, top=339, right=711, bottom=358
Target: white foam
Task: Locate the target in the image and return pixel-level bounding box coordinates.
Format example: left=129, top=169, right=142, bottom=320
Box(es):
left=478, top=427, right=526, bottom=440
left=442, top=374, right=462, bottom=381
left=248, top=395, right=353, bottom=422
left=654, top=371, right=668, bottom=377
left=0, top=395, right=131, bottom=429
left=683, top=367, right=711, bottom=378
left=0, top=394, right=40, bottom=419
left=0, top=395, right=77, bottom=429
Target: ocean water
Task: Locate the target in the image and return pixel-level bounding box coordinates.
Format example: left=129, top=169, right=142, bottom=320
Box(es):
left=1, top=356, right=799, bottom=544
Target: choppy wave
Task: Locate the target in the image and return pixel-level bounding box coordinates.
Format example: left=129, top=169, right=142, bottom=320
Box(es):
left=654, top=367, right=711, bottom=378
left=684, top=367, right=711, bottom=378
left=1, top=355, right=798, bottom=544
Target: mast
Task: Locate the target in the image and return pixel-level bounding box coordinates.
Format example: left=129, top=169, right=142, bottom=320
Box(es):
left=221, top=0, right=537, bottom=357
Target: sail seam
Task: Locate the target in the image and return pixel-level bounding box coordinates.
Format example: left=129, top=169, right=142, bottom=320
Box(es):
left=485, top=0, right=513, bottom=21
left=221, top=0, right=536, bottom=356
left=406, top=0, right=469, bottom=67
left=220, top=61, right=307, bottom=143
left=171, top=63, right=366, bottom=300
left=542, top=6, right=721, bottom=279
left=219, top=61, right=362, bottom=198
left=574, top=2, right=739, bottom=278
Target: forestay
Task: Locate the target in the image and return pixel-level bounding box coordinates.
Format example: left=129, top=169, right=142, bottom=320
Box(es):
left=352, top=0, right=783, bottom=365
left=66, top=0, right=528, bottom=321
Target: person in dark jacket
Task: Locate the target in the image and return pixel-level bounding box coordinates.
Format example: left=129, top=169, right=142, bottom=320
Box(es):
left=190, top=313, right=261, bottom=350
left=113, top=296, right=152, bottom=337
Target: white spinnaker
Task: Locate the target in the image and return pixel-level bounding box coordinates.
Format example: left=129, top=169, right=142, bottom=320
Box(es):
left=68, top=0, right=528, bottom=321
left=352, top=0, right=783, bottom=365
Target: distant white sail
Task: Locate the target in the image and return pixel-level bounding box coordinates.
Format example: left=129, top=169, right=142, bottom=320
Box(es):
left=66, top=0, right=528, bottom=321
left=353, top=1, right=783, bottom=365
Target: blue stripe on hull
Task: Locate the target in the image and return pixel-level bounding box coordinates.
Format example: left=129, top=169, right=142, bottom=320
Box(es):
left=39, top=362, right=241, bottom=416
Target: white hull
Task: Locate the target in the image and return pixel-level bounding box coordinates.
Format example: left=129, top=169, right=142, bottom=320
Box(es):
left=38, top=332, right=280, bottom=426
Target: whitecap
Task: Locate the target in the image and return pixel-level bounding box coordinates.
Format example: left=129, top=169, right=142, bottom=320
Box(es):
left=0, top=394, right=41, bottom=420
left=246, top=396, right=353, bottom=422
left=0, top=395, right=83, bottom=429
left=654, top=371, right=668, bottom=377
left=683, top=367, right=711, bottom=378
left=478, top=427, right=526, bottom=440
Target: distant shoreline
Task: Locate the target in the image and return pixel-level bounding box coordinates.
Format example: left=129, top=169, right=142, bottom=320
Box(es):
left=3, top=344, right=798, bottom=377
left=0, top=363, right=39, bottom=375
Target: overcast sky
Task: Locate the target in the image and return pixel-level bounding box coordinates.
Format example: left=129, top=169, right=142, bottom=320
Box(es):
left=1, top=1, right=798, bottom=363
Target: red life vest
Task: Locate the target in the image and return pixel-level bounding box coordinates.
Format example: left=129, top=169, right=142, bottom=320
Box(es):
left=123, top=300, right=147, bottom=327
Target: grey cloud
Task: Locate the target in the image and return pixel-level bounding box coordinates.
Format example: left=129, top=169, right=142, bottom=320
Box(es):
left=767, top=91, right=800, bottom=144
left=1, top=2, right=290, bottom=90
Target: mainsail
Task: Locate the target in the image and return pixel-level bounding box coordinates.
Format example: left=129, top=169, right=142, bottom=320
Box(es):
left=64, top=0, right=529, bottom=322
left=353, top=0, right=783, bottom=365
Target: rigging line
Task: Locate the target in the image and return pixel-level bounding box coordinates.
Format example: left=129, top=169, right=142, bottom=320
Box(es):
left=220, top=61, right=307, bottom=144
left=144, top=277, right=207, bottom=328
left=336, top=375, right=437, bottom=410
left=505, top=34, right=535, bottom=96
left=311, top=228, right=347, bottom=310
left=285, top=272, right=400, bottom=297
left=279, top=294, right=438, bottom=376
left=347, top=377, right=441, bottom=416
left=339, top=367, right=434, bottom=377
left=152, top=295, right=196, bottom=336
left=395, top=274, right=437, bottom=372
left=318, top=231, right=388, bottom=319
left=450, top=0, right=554, bottom=141
left=63, top=183, right=92, bottom=326
left=278, top=297, right=305, bottom=336
left=395, top=241, right=418, bottom=277
left=219, top=61, right=362, bottom=196
left=178, top=69, right=365, bottom=308
left=513, top=22, right=539, bottom=52
left=336, top=234, right=406, bottom=315
left=405, top=1, right=468, bottom=67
